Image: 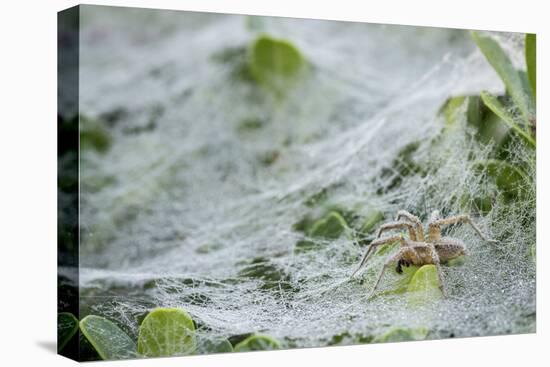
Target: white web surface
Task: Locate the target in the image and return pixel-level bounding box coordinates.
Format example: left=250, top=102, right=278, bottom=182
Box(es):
left=71, top=6, right=535, bottom=348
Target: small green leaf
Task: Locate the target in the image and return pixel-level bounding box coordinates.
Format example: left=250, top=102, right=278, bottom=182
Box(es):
left=441, top=96, right=467, bottom=128
left=196, top=337, right=234, bottom=354
left=80, top=315, right=137, bottom=360
left=525, top=33, right=536, bottom=97
left=472, top=32, right=530, bottom=124
left=373, top=328, right=429, bottom=343
left=309, top=211, right=349, bottom=239
left=257, top=150, right=280, bottom=166
left=57, top=312, right=79, bottom=352
left=407, top=265, right=443, bottom=306
left=440, top=95, right=484, bottom=129
left=238, top=117, right=265, bottom=132
left=304, top=187, right=331, bottom=207
left=292, top=215, right=315, bottom=233
left=80, top=116, right=112, bottom=153
left=381, top=264, right=419, bottom=295
left=248, top=35, right=305, bottom=94
left=359, top=211, right=384, bottom=235
left=328, top=331, right=372, bottom=345
left=137, top=308, right=196, bottom=357
left=234, top=334, right=280, bottom=352
left=480, top=91, right=535, bottom=147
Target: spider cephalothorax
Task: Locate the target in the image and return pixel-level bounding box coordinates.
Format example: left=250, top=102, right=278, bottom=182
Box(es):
left=351, top=210, right=497, bottom=298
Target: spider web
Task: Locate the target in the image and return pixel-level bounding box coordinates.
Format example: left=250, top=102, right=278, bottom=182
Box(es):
left=66, top=6, right=535, bottom=354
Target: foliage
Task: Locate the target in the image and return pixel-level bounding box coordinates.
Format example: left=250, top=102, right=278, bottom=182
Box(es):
left=407, top=265, right=443, bottom=306
left=234, top=334, right=281, bottom=352
left=479, top=91, right=535, bottom=147
left=137, top=308, right=196, bottom=357
left=309, top=211, right=349, bottom=239
left=196, top=337, right=234, bottom=354
left=525, top=34, right=536, bottom=97
left=79, top=115, right=112, bottom=153
left=248, top=35, right=306, bottom=95
left=472, top=32, right=536, bottom=146
left=57, top=312, right=79, bottom=351
left=79, top=315, right=137, bottom=360
left=358, top=211, right=385, bottom=235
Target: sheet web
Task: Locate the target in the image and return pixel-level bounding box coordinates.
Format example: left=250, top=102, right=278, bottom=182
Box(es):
left=74, top=8, right=535, bottom=352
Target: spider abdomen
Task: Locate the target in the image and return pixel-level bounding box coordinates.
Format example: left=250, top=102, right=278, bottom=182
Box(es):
left=434, top=237, right=466, bottom=263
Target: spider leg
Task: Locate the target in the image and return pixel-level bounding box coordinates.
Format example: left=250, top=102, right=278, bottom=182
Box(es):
left=351, top=235, right=406, bottom=278
left=368, top=247, right=413, bottom=299
left=376, top=221, right=417, bottom=241
left=428, top=245, right=447, bottom=297
left=429, top=214, right=498, bottom=244
left=395, top=210, right=424, bottom=241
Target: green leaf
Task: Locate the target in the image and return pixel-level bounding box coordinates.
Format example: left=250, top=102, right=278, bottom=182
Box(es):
left=407, top=265, right=443, bottom=306
left=137, top=308, right=196, bottom=357
left=525, top=33, right=536, bottom=97
left=234, top=334, right=280, bottom=352
left=196, top=337, right=234, bottom=354
left=441, top=96, right=467, bottom=128
left=518, top=70, right=534, bottom=101
left=480, top=91, right=535, bottom=147
left=359, top=211, right=384, bottom=235
left=373, top=328, right=429, bottom=343
left=309, top=211, right=349, bottom=239
left=472, top=32, right=530, bottom=124
left=382, top=264, right=419, bottom=295
left=439, top=95, right=485, bottom=129
left=248, top=35, right=305, bottom=94
left=79, top=315, right=137, bottom=360
left=474, top=159, right=528, bottom=199
left=57, top=312, right=79, bottom=351
left=238, top=117, right=265, bottom=132
left=80, top=115, right=112, bottom=153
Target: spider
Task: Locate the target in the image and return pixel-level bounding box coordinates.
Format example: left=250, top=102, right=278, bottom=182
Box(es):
left=351, top=210, right=498, bottom=298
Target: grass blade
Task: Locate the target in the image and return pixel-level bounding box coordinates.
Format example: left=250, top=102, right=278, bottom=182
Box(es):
left=472, top=32, right=530, bottom=124
left=525, top=33, right=536, bottom=97
left=480, top=91, right=535, bottom=147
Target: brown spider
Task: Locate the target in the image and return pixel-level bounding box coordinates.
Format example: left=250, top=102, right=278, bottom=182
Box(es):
left=351, top=210, right=498, bottom=298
